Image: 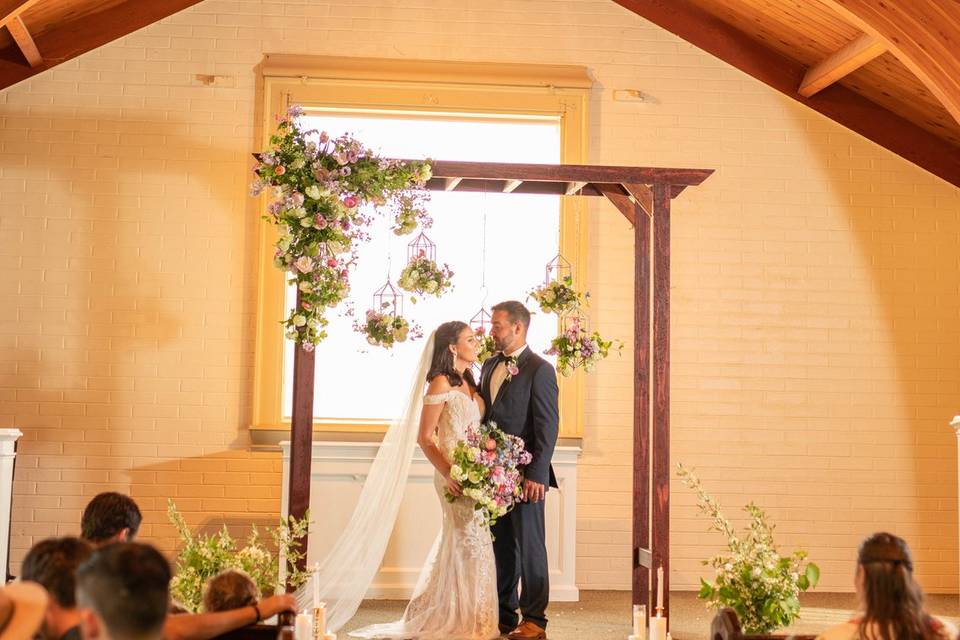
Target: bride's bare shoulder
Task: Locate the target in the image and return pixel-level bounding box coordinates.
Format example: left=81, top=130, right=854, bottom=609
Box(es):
left=426, top=375, right=452, bottom=395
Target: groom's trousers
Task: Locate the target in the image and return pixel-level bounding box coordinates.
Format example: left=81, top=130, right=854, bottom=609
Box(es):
left=492, top=498, right=549, bottom=630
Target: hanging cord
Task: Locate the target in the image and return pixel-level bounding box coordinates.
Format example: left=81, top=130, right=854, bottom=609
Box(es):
left=479, top=189, right=489, bottom=306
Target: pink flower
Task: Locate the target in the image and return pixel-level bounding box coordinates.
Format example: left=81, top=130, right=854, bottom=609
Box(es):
left=274, top=165, right=286, bottom=175
left=327, top=258, right=338, bottom=268
left=343, top=195, right=358, bottom=208
left=340, top=269, right=349, bottom=279
left=484, top=450, right=497, bottom=462
left=315, top=215, right=328, bottom=228
left=507, top=363, right=519, bottom=377
left=485, top=438, right=497, bottom=451
left=301, top=301, right=312, bottom=311
left=301, top=341, right=315, bottom=352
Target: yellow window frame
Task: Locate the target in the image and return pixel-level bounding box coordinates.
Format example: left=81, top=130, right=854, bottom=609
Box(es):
left=252, top=55, right=590, bottom=438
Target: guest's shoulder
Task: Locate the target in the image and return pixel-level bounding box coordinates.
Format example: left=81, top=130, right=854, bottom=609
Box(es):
left=815, top=620, right=860, bottom=640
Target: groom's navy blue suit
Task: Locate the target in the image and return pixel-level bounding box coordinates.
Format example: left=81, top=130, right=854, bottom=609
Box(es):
left=480, top=346, right=559, bottom=631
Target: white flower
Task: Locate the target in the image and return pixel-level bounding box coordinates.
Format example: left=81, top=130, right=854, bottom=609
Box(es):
left=293, top=315, right=307, bottom=327
left=294, top=256, right=314, bottom=274
left=305, top=185, right=322, bottom=200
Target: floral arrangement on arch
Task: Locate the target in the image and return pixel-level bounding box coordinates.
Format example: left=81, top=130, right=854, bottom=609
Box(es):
left=545, top=318, right=621, bottom=377
left=354, top=308, right=422, bottom=348
left=447, top=420, right=531, bottom=529
left=676, top=464, right=820, bottom=634
left=166, top=500, right=311, bottom=613
left=250, top=105, right=433, bottom=350
left=399, top=255, right=454, bottom=299
left=528, top=275, right=584, bottom=316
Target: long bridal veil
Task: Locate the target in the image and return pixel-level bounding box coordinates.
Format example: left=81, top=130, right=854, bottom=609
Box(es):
left=293, top=331, right=437, bottom=630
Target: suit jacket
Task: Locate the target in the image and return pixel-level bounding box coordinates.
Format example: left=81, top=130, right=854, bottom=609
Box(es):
left=480, top=346, right=559, bottom=489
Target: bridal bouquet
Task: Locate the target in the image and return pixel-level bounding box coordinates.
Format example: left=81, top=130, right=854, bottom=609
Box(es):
left=447, top=421, right=531, bottom=528
left=545, top=318, right=621, bottom=376
left=398, top=255, right=454, bottom=299
left=354, top=308, right=422, bottom=347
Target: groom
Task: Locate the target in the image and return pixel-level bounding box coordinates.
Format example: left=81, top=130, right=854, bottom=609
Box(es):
left=481, top=301, right=559, bottom=640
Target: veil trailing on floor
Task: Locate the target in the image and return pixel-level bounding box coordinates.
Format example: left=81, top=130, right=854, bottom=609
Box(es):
left=293, top=331, right=437, bottom=630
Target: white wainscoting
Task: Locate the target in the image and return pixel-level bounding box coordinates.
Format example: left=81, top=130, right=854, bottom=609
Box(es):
left=280, top=441, right=581, bottom=601
left=0, top=428, right=22, bottom=578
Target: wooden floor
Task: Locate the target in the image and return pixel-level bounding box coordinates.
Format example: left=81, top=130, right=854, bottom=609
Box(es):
left=340, top=591, right=960, bottom=640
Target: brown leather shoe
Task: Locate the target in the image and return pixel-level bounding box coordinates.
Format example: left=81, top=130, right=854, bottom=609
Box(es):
left=507, top=621, right=546, bottom=640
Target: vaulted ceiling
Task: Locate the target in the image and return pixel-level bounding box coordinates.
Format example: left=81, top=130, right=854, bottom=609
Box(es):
left=2, top=0, right=959, bottom=186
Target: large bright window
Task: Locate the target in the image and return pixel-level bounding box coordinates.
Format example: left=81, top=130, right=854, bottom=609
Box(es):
left=252, top=57, right=590, bottom=436
left=281, top=111, right=561, bottom=422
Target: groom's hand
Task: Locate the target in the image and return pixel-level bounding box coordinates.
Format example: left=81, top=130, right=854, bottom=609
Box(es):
left=523, top=479, right=545, bottom=503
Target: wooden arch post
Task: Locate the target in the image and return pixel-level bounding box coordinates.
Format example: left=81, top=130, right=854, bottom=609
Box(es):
left=283, top=161, right=713, bottom=623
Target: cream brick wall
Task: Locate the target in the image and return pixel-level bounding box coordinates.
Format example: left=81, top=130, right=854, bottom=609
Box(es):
left=1, top=0, right=959, bottom=594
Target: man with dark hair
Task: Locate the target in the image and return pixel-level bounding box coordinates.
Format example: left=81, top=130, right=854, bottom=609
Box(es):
left=20, top=537, right=93, bottom=640
left=483, top=300, right=559, bottom=640
left=80, top=493, right=142, bottom=545
left=76, top=543, right=170, bottom=640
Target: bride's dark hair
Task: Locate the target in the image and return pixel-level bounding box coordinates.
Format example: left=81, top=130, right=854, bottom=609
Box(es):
left=427, top=321, right=476, bottom=390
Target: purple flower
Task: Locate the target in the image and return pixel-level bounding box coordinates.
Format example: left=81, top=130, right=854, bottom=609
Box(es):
left=287, top=105, right=305, bottom=118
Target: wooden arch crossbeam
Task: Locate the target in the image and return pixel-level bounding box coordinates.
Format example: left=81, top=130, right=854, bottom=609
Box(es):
left=284, top=160, right=713, bottom=623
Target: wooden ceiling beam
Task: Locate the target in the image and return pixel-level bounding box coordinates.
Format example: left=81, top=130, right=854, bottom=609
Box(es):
left=0, top=0, right=204, bottom=90
left=0, top=0, right=41, bottom=25
left=799, top=32, right=886, bottom=97
left=6, top=14, right=41, bottom=67
left=611, top=0, right=960, bottom=187
left=817, top=0, right=960, bottom=126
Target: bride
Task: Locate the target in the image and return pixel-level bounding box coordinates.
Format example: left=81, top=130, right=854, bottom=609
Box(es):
left=297, top=321, right=499, bottom=640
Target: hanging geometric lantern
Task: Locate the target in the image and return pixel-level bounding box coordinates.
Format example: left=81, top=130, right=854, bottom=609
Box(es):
left=373, top=278, right=403, bottom=316
left=561, top=312, right=588, bottom=334
left=545, top=253, right=573, bottom=285
left=469, top=307, right=492, bottom=334
left=407, top=232, right=436, bottom=262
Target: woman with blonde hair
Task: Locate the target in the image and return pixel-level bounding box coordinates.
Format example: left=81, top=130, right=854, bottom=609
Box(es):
left=817, top=532, right=955, bottom=640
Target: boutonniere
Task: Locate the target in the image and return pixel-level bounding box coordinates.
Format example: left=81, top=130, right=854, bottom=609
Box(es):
left=504, top=355, right=520, bottom=382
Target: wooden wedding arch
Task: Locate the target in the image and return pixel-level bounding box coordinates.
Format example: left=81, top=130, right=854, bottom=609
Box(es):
left=284, top=160, right=713, bottom=618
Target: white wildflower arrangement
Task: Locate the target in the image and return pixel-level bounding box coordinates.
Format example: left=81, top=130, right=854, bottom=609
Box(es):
left=398, top=255, right=454, bottom=299
left=528, top=276, right=583, bottom=315
left=167, top=500, right=311, bottom=613
left=544, top=318, right=621, bottom=377
left=677, top=464, right=819, bottom=634
left=474, top=326, right=497, bottom=363
left=354, top=308, right=422, bottom=348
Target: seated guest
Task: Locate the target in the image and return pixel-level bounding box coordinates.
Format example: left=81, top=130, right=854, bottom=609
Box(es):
left=20, top=537, right=93, bottom=640
left=816, top=532, right=957, bottom=640
left=80, top=493, right=142, bottom=546
left=76, top=494, right=296, bottom=640
left=0, top=581, right=48, bottom=640
left=76, top=543, right=170, bottom=640
left=203, top=570, right=259, bottom=613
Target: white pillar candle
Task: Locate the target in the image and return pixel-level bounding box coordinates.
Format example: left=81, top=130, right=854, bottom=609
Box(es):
left=656, top=566, right=664, bottom=612
left=632, top=604, right=646, bottom=639
left=295, top=613, right=313, bottom=640
left=313, top=604, right=326, bottom=638
left=312, top=564, right=321, bottom=609
left=323, top=634, right=336, bottom=640
left=650, top=616, right=667, bottom=640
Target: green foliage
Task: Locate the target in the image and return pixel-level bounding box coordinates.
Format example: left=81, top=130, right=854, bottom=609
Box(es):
left=677, top=464, right=819, bottom=634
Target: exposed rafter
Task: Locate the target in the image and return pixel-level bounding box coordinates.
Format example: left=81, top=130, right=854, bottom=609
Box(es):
left=799, top=33, right=886, bottom=97
left=6, top=15, right=41, bottom=67
left=818, top=0, right=960, bottom=126
left=0, top=0, right=204, bottom=90
left=611, top=0, right=960, bottom=187
left=0, top=0, right=42, bottom=25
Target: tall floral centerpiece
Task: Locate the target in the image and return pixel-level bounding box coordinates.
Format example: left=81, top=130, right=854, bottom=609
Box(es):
left=251, top=105, right=433, bottom=350
left=677, top=464, right=819, bottom=633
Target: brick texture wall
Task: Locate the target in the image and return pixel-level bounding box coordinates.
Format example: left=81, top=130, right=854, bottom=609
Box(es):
left=1, top=0, right=958, bottom=593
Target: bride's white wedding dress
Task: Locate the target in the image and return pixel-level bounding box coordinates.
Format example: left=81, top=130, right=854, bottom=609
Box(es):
left=350, top=389, right=498, bottom=640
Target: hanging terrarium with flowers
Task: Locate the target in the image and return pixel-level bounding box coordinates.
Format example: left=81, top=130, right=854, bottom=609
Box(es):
left=544, top=315, right=621, bottom=377
left=528, top=253, right=583, bottom=316
left=398, top=232, right=454, bottom=300
left=250, top=104, right=434, bottom=351
left=354, top=278, right=423, bottom=348
left=470, top=308, right=497, bottom=363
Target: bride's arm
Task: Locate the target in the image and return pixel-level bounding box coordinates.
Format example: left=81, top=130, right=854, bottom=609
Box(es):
left=417, top=377, right=462, bottom=496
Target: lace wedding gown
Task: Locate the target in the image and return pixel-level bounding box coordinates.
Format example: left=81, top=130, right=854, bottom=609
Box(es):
left=350, top=389, right=499, bottom=640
